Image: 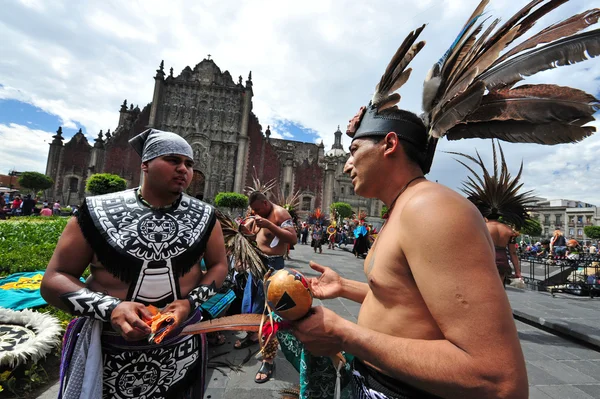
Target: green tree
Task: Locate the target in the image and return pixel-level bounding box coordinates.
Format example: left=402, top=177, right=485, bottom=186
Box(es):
left=18, top=172, right=53, bottom=194
left=86, top=173, right=127, bottom=195
left=381, top=205, right=389, bottom=218
left=584, top=225, right=600, bottom=240
left=215, top=192, right=248, bottom=213
left=330, top=202, right=353, bottom=220
left=521, top=218, right=542, bottom=236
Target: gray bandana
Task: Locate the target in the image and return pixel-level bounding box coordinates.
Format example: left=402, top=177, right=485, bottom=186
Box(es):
left=129, top=128, right=193, bottom=162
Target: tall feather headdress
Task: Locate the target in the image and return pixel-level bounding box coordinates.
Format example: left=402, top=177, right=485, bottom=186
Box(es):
left=346, top=0, right=600, bottom=174
left=448, top=140, right=535, bottom=230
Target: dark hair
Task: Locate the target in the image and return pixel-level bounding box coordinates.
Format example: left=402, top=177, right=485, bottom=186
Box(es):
left=248, top=191, right=268, bottom=203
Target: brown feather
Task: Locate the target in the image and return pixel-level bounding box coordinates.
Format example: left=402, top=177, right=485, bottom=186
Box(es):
left=181, top=314, right=263, bottom=335
left=388, top=68, right=413, bottom=95
left=373, top=24, right=425, bottom=105
left=446, top=120, right=595, bottom=144
left=480, top=29, right=600, bottom=90
left=444, top=21, right=485, bottom=82
left=377, top=93, right=402, bottom=113
left=460, top=26, right=519, bottom=87
left=434, top=67, right=479, bottom=116
left=464, top=85, right=600, bottom=123
left=477, top=0, right=545, bottom=57
left=505, top=0, right=570, bottom=46
left=430, top=81, right=486, bottom=138
left=449, top=19, right=500, bottom=87
left=496, top=8, right=600, bottom=65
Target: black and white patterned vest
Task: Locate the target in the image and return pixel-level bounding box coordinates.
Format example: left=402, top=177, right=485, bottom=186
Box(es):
left=77, top=188, right=215, bottom=307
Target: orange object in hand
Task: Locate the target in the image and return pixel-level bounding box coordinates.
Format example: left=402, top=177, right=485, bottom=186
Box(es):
left=146, top=305, right=178, bottom=344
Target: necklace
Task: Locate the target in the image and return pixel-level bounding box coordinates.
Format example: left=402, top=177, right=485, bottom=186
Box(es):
left=136, top=187, right=181, bottom=211
left=384, top=175, right=426, bottom=218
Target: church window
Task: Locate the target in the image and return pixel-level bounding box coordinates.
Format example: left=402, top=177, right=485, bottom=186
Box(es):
left=285, top=183, right=290, bottom=197
left=302, top=196, right=311, bottom=211
left=69, top=177, right=79, bottom=192
left=341, top=186, right=345, bottom=194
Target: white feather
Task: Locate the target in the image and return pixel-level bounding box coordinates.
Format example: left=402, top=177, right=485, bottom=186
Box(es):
left=0, top=307, right=63, bottom=368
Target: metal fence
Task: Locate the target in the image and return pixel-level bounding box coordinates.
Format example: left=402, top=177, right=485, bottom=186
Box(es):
left=517, top=251, right=600, bottom=298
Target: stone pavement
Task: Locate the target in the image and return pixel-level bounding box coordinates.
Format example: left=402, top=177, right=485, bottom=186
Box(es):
left=38, top=242, right=600, bottom=398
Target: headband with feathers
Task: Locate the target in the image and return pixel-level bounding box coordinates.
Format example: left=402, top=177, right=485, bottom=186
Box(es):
left=346, top=0, right=600, bottom=174
left=448, top=140, right=534, bottom=230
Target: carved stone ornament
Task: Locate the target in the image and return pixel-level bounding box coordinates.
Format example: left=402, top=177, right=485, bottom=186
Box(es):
left=346, top=106, right=366, bottom=138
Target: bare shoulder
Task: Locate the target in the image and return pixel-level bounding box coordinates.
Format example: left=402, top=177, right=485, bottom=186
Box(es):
left=273, top=204, right=292, bottom=223
left=399, top=182, right=487, bottom=242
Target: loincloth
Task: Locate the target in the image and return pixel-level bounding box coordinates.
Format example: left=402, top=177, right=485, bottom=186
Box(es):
left=351, top=359, right=443, bottom=399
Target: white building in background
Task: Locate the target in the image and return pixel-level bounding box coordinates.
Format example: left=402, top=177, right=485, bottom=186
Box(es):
left=528, top=198, right=599, bottom=241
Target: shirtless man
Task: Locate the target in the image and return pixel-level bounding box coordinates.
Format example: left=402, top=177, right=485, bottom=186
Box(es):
left=41, top=129, right=228, bottom=398
left=291, top=110, right=527, bottom=398
left=236, top=190, right=297, bottom=382
left=486, top=219, right=521, bottom=286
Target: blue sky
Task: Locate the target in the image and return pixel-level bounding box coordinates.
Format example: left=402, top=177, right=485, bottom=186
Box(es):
left=1, top=0, right=599, bottom=203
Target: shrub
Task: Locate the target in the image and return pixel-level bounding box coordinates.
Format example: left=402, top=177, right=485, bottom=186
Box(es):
left=330, top=202, right=353, bottom=220
left=0, top=218, right=69, bottom=277
left=86, top=173, right=127, bottom=195
left=215, top=192, right=248, bottom=212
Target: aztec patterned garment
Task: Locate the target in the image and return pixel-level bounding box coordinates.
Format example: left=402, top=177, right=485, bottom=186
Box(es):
left=60, top=188, right=216, bottom=399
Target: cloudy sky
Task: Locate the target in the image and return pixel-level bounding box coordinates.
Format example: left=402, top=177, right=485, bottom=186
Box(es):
left=1, top=0, right=599, bottom=204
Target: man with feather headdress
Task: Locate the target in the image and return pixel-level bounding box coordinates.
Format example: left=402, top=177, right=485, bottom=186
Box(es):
left=290, top=1, right=600, bottom=398
left=450, top=141, right=531, bottom=286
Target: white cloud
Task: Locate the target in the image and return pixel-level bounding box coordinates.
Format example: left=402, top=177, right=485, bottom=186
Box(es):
left=0, top=123, right=54, bottom=174
left=0, top=0, right=599, bottom=203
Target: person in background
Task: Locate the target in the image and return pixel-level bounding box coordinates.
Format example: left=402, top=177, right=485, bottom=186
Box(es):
left=40, top=205, right=53, bottom=217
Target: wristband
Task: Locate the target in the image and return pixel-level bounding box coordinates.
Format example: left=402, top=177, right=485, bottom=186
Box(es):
left=60, top=288, right=122, bottom=322
left=187, top=282, right=218, bottom=311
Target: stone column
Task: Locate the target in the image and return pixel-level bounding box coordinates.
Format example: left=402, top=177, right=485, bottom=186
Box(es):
left=234, top=73, right=253, bottom=193
left=148, top=61, right=166, bottom=128
left=323, top=163, right=335, bottom=214
left=45, top=127, right=64, bottom=200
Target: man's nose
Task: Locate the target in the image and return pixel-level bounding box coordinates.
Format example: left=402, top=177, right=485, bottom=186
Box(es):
left=343, top=159, right=353, bottom=174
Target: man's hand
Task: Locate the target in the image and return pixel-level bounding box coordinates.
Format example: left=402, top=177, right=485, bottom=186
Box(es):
left=253, top=216, right=273, bottom=230
left=291, top=306, right=345, bottom=356
left=111, top=302, right=153, bottom=341
left=307, top=261, right=343, bottom=300
left=162, top=299, right=192, bottom=329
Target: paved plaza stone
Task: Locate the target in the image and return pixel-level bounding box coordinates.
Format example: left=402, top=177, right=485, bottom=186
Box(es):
left=38, top=243, right=600, bottom=398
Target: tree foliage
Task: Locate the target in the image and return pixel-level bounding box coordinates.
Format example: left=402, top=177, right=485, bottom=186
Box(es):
left=520, top=218, right=542, bottom=236
left=381, top=205, right=389, bottom=218
left=86, top=173, right=127, bottom=196
left=18, top=172, right=53, bottom=193
left=584, top=225, right=600, bottom=240
left=215, top=192, right=248, bottom=211
left=330, top=202, right=353, bottom=220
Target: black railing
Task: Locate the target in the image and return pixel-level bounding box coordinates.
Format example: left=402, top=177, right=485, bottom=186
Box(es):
left=517, top=251, right=600, bottom=298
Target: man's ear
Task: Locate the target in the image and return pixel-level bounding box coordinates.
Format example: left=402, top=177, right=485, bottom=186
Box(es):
left=141, top=161, right=149, bottom=172
left=383, top=132, right=400, bottom=156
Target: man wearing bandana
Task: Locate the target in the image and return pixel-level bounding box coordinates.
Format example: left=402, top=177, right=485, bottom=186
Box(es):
left=41, top=128, right=229, bottom=398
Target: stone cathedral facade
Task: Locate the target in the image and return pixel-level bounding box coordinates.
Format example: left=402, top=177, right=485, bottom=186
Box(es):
left=45, top=58, right=383, bottom=218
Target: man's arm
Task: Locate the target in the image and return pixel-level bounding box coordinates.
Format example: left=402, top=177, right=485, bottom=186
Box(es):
left=341, top=192, right=527, bottom=398
left=509, top=241, right=521, bottom=278
left=307, top=261, right=369, bottom=303
left=256, top=208, right=298, bottom=245
left=186, top=219, right=229, bottom=310
left=41, top=217, right=152, bottom=340
left=199, top=219, right=228, bottom=288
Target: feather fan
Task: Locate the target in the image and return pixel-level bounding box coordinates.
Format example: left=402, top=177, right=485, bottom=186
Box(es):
left=181, top=314, right=263, bottom=335
left=216, top=210, right=268, bottom=278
